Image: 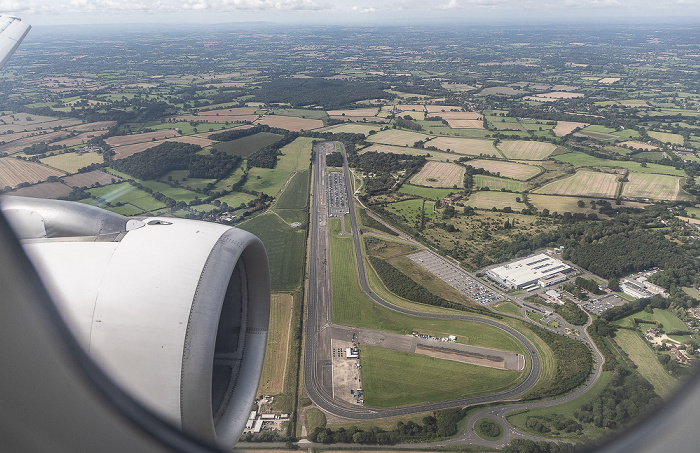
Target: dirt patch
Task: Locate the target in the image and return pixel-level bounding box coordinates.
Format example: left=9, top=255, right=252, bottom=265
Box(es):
left=105, top=130, right=179, bottom=147
left=553, top=121, right=589, bottom=137
left=8, top=181, right=72, bottom=199
left=415, top=345, right=508, bottom=370
left=255, top=115, right=324, bottom=132
left=62, top=170, right=121, bottom=188
left=0, top=157, right=65, bottom=188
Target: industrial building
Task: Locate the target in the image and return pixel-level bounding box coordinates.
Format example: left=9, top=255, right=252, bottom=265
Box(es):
left=487, top=253, right=573, bottom=290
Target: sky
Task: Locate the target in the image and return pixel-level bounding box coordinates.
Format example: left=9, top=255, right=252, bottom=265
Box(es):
left=2, top=0, right=700, bottom=26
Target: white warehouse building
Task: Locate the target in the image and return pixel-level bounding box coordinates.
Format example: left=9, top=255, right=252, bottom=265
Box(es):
left=487, top=253, right=573, bottom=290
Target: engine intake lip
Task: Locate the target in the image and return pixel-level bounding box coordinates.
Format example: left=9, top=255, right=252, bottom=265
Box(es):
left=179, top=228, right=270, bottom=447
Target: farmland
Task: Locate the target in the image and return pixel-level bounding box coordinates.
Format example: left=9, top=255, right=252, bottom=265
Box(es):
left=465, top=191, right=523, bottom=210
left=62, top=170, right=119, bottom=187
left=366, top=129, right=432, bottom=147
left=41, top=152, right=103, bottom=173
left=621, top=173, right=684, bottom=201
left=0, top=157, right=64, bottom=188
left=648, top=131, right=684, bottom=145
left=553, top=151, right=686, bottom=176
left=552, top=121, right=588, bottom=137
left=533, top=170, right=620, bottom=198
left=243, top=137, right=313, bottom=196
left=474, top=175, right=524, bottom=192
left=238, top=212, right=307, bottom=292
left=467, top=159, right=541, bottom=180
left=428, top=137, right=498, bottom=156
left=8, top=182, right=72, bottom=199
left=360, top=143, right=455, bottom=161
left=410, top=161, right=465, bottom=188
left=497, top=140, right=558, bottom=160
left=398, top=184, right=456, bottom=199
left=254, top=115, right=323, bottom=131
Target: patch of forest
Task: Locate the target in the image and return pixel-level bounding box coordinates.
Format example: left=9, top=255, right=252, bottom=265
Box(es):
left=110, top=142, right=240, bottom=179
left=252, top=78, right=394, bottom=109
left=524, top=323, right=593, bottom=400
left=307, top=408, right=468, bottom=445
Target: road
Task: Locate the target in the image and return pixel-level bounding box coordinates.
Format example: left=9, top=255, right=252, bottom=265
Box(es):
left=303, top=141, right=603, bottom=445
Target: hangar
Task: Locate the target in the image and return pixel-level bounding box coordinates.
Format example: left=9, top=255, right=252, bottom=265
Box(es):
left=487, top=253, right=572, bottom=290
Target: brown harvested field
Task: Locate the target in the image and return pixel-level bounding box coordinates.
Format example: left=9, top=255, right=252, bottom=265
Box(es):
left=394, top=104, right=426, bottom=112
left=599, top=77, right=621, bottom=84
left=318, top=123, right=380, bottom=135
left=62, top=170, right=120, bottom=188
left=0, top=130, right=45, bottom=143
left=427, top=111, right=484, bottom=129
left=411, top=161, right=465, bottom=188
left=41, top=152, right=104, bottom=174
left=529, top=194, right=604, bottom=215
left=53, top=130, right=111, bottom=148
left=111, top=141, right=169, bottom=160
left=201, top=82, right=247, bottom=88
left=8, top=182, right=72, bottom=199
left=619, top=141, right=659, bottom=151
left=465, top=191, right=522, bottom=210
left=163, top=135, right=215, bottom=147
left=467, top=159, right=541, bottom=180
left=193, top=107, right=258, bottom=116
left=175, top=115, right=259, bottom=124
left=498, top=140, right=558, bottom=160
left=326, top=108, right=379, bottom=117
left=429, top=137, right=498, bottom=156
left=0, top=131, right=73, bottom=155
left=553, top=121, right=588, bottom=137
left=619, top=99, right=649, bottom=107
left=425, top=105, right=463, bottom=113
left=105, top=130, right=179, bottom=147
left=0, top=157, right=65, bottom=188
left=366, top=129, right=432, bottom=147
left=524, top=91, right=584, bottom=101
left=257, top=293, right=294, bottom=395
left=621, top=173, right=683, bottom=201
left=534, top=170, right=620, bottom=198
left=328, top=116, right=388, bottom=124
left=254, top=115, right=324, bottom=131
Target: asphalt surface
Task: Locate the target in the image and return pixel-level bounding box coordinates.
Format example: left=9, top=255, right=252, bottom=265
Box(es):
left=303, top=141, right=604, bottom=446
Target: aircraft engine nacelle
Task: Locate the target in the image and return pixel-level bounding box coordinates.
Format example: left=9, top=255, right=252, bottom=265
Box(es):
left=0, top=196, right=270, bottom=448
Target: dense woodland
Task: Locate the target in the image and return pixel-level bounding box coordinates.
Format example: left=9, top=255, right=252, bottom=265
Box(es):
left=110, top=142, right=241, bottom=179
left=253, top=78, right=394, bottom=109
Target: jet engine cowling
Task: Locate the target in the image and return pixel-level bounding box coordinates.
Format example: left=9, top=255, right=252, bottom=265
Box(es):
left=0, top=196, right=270, bottom=448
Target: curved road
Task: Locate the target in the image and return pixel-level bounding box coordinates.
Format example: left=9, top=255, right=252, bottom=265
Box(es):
left=303, top=141, right=603, bottom=444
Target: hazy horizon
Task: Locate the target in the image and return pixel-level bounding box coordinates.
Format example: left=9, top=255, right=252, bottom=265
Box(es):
left=6, top=0, right=700, bottom=27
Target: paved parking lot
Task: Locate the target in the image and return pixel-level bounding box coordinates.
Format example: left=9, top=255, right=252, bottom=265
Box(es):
left=327, top=171, right=348, bottom=217
left=581, top=294, right=626, bottom=315
left=407, top=250, right=504, bottom=305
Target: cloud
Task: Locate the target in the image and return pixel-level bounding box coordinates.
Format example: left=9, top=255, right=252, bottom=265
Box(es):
left=438, top=0, right=458, bottom=8
left=68, top=0, right=150, bottom=12
left=0, top=0, right=38, bottom=12
left=182, top=0, right=209, bottom=9
left=351, top=5, right=375, bottom=12
left=218, top=0, right=327, bottom=11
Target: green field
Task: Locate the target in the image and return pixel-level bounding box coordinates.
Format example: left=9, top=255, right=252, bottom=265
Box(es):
left=275, top=169, right=310, bottom=210
left=137, top=180, right=201, bottom=203
left=243, top=137, right=313, bottom=196
left=648, top=131, right=684, bottom=145
left=474, top=175, right=524, bottom=192
left=612, top=329, right=677, bottom=397
left=616, top=309, right=686, bottom=330
left=214, top=191, right=257, bottom=208
left=385, top=199, right=436, bottom=223
left=492, top=300, right=522, bottom=317
left=554, top=151, right=686, bottom=176
left=238, top=212, right=307, bottom=292
left=88, top=182, right=165, bottom=214
left=398, top=184, right=456, bottom=199
left=359, top=346, right=524, bottom=408
left=212, top=132, right=283, bottom=157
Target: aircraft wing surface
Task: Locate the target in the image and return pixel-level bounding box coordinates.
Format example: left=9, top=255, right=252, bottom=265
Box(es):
left=0, top=15, right=31, bottom=70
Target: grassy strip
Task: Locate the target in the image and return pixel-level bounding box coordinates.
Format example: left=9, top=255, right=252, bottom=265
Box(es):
left=304, top=408, right=326, bottom=433
left=358, top=208, right=400, bottom=236
left=493, top=300, right=523, bottom=316
left=359, top=346, right=524, bottom=408
left=611, top=329, right=677, bottom=397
